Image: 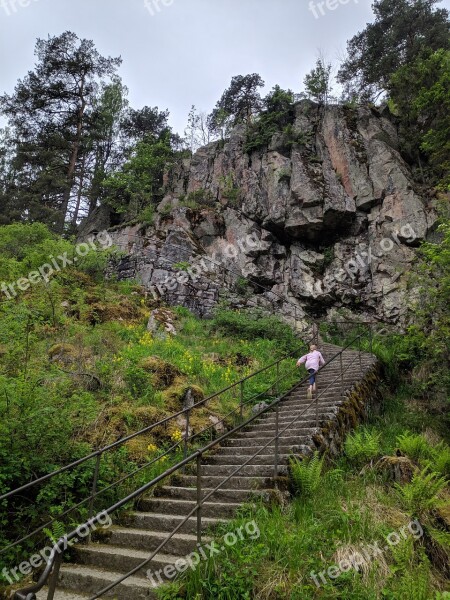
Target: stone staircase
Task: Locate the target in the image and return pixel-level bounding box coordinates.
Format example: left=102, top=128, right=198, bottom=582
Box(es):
left=35, top=343, right=377, bottom=600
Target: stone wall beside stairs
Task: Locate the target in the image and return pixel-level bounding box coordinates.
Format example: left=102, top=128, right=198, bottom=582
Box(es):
left=312, top=362, right=382, bottom=458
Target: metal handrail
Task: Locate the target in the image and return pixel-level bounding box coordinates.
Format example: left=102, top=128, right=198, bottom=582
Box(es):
left=13, top=328, right=374, bottom=600
left=2, top=327, right=317, bottom=558
left=1, top=340, right=309, bottom=503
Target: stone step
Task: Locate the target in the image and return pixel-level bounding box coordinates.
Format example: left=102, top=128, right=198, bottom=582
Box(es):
left=97, top=526, right=208, bottom=556
left=249, top=413, right=335, bottom=430
left=56, top=564, right=155, bottom=600
left=177, top=474, right=270, bottom=490
left=217, top=444, right=310, bottom=456
left=205, top=453, right=291, bottom=465
left=232, top=427, right=316, bottom=439
left=139, top=496, right=243, bottom=517
left=224, top=435, right=313, bottom=447
left=36, top=590, right=91, bottom=600
left=257, top=410, right=337, bottom=423
left=152, top=486, right=264, bottom=503
left=75, top=544, right=179, bottom=580
left=122, top=511, right=227, bottom=534
left=197, top=464, right=286, bottom=478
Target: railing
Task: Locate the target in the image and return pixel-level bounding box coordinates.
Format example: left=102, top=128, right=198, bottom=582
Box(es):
left=1, top=325, right=320, bottom=571
left=11, top=326, right=375, bottom=600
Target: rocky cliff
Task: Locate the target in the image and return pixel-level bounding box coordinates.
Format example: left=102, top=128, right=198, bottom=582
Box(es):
left=81, top=101, right=437, bottom=327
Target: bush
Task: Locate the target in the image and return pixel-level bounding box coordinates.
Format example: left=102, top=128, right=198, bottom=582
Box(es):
left=211, top=309, right=299, bottom=353
left=344, top=428, right=381, bottom=465
left=290, top=452, right=325, bottom=497
left=395, top=467, right=447, bottom=514
left=397, top=432, right=433, bottom=462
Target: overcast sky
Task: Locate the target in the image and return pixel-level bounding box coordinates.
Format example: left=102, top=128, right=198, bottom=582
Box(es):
left=1, top=0, right=449, bottom=135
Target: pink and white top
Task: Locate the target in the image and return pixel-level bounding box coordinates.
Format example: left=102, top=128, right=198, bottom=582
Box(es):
left=297, top=350, right=325, bottom=372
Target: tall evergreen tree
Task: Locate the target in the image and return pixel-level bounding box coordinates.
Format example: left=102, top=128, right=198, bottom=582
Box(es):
left=337, top=0, right=450, bottom=100
left=0, top=31, right=122, bottom=232
left=208, top=74, right=265, bottom=135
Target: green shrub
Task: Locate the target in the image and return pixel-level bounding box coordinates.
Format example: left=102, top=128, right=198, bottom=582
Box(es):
left=397, top=432, right=433, bottom=461
left=179, top=189, right=215, bottom=210
left=395, top=467, right=447, bottom=514
left=424, top=441, right=450, bottom=477
left=290, top=452, right=325, bottom=497
left=344, top=428, right=381, bottom=465
left=211, top=309, right=299, bottom=353
left=138, top=204, right=155, bottom=226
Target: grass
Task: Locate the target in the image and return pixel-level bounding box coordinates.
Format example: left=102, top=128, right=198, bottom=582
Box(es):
left=157, top=389, right=450, bottom=600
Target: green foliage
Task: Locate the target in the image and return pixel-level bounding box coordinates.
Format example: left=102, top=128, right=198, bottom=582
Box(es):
left=138, top=204, right=155, bottom=226
left=244, top=86, right=296, bottom=154
left=219, top=175, right=240, bottom=207
left=211, top=309, right=299, bottom=353
left=290, top=452, right=325, bottom=497
left=103, top=132, right=174, bottom=218
left=425, top=442, right=450, bottom=477
left=390, top=49, right=450, bottom=187
left=344, top=428, right=381, bottom=465
left=0, top=32, right=122, bottom=232
left=396, top=432, right=433, bottom=462
left=337, top=0, right=450, bottom=100
left=304, top=58, right=333, bottom=104
left=208, top=73, right=265, bottom=134
left=179, top=189, right=215, bottom=210
left=395, top=467, right=447, bottom=514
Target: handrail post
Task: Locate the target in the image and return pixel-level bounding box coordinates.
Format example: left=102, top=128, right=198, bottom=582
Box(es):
left=358, top=335, right=363, bottom=373
left=183, top=408, right=190, bottom=469
left=87, top=452, right=101, bottom=543
left=274, top=403, right=280, bottom=479
left=315, top=388, right=319, bottom=428
left=240, top=380, right=244, bottom=422
left=276, top=361, right=280, bottom=397
left=196, top=454, right=202, bottom=545
left=46, top=551, right=63, bottom=600
left=339, top=352, right=344, bottom=397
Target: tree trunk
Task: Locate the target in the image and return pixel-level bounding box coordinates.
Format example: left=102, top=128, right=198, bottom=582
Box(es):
left=71, top=153, right=87, bottom=228
left=57, top=77, right=87, bottom=234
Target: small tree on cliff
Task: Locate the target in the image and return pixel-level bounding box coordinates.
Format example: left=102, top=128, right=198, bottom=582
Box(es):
left=304, top=59, right=333, bottom=105
left=208, top=74, right=265, bottom=135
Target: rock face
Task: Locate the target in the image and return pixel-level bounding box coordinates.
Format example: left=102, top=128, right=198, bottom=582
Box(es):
left=83, top=102, right=437, bottom=325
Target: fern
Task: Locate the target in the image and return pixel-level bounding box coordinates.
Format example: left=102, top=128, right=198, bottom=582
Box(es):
left=397, top=432, right=432, bottom=461
left=391, top=541, right=431, bottom=600
left=395, top=467, right=448, bottom=514
left=43, top=520, right=66, bottom=545
left=290, top=452, right=325, bottom=497
left=425, top=441, right=450, bottom=477
left=344, top=428, right=381, bottom=465
left=395, top=561, right=430, bottom=600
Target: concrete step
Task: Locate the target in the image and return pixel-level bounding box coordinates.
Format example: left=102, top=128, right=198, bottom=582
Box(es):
left=257, top=411, right=337, bottom=424
left=205, top=453, right=291, bottom=465
left=139, top=495, right=243, bottom=518
left=232, top=427, right=316, bottom=439
left=98, top=526, right=207, bottom=556
left=75, top=544, right=179, bottom=579
left=224, top=435, right=313, bottom=447
left=249, top=413, right=336, bottom=430
left=152, top=486, right=265, bottom=503
left=36, top=591, right=91, bottom=600
left=57, top=564, right=156, bottom=600
left=122, top=511, right=227, bottom=534
left=177, top=474, right=270, bottom=490
left=217, top=444, right=309, bottom=456
left=198, top=463, right=286, bottom=478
